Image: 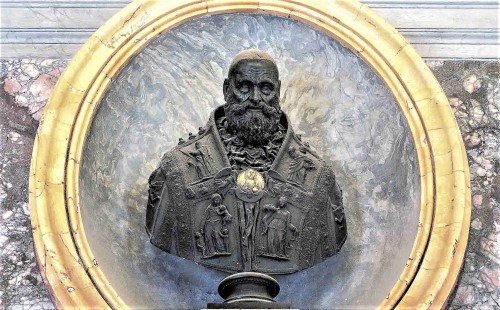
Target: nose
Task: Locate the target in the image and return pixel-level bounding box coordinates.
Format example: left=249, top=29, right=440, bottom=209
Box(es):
left=251, top=86, right=261, bottom=104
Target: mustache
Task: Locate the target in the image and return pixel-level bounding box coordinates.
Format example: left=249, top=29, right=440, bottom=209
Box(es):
left=226, top=99, right=280, bottom=119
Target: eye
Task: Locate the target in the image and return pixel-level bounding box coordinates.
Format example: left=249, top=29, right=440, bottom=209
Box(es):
left=260, top=84, right=273, bottom=95
left=239, top=83, right=250, bottom=93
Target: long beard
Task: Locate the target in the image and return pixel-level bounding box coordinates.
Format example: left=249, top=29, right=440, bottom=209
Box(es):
left=224, top=97, right=281, bottom=145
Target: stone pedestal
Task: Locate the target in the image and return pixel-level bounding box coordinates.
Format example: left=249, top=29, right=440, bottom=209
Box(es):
left=206, top=272, right=292, bottom=309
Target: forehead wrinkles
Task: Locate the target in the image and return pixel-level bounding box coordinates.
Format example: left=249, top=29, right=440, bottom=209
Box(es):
left=233, top=62, right=278, bottom=82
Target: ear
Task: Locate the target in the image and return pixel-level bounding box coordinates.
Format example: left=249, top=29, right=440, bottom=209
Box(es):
left=223, top=78, right=230, bottom=102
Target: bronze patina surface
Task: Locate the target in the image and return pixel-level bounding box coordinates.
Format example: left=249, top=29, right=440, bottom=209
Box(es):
left=146, top=50, right=347, bottom=274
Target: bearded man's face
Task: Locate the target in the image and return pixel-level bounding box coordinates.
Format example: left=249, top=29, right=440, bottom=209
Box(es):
left=223, top=59, right=281, bottom=145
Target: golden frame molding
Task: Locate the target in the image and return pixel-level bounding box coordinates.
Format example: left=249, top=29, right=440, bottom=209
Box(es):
left=29, top=0, right=471, bottom=308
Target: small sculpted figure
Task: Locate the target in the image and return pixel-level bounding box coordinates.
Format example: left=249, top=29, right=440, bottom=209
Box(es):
left=287, top=146, right=316, bottom=185
left=185, top=141, right=214, bottom=178
left=261, top=196, right=298, bottom=259
left=199, top=194, right=232, bottom=258
left=146, top=49, right=347, bottom=274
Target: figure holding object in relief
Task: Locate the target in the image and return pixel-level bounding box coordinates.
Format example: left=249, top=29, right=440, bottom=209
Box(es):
left=198, top=194, right=232, bottom=258
left=261, top=196, right=298, bottom=259
left=287, top=146, right=316, bottom=185
left=186, top=141, right=215, bottom=178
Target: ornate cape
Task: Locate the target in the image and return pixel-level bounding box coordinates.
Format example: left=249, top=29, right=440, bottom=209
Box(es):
left=146, top=106, right=347, bottom=274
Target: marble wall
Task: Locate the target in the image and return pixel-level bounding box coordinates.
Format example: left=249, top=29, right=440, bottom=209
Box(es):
left=430, top=61, right=500, bottom=310
left=0, top=12, right=499, bottom=310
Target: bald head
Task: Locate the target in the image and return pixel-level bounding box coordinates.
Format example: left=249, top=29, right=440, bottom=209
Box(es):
left=228, top=49, right=279, bottom=79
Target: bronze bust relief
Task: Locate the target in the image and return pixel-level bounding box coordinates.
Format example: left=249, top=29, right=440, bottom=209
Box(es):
left=146, top=49, right=347, bottom=274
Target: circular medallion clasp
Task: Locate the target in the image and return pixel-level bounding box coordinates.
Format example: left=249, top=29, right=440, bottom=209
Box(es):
left=236, top=169, right=265, bottom=193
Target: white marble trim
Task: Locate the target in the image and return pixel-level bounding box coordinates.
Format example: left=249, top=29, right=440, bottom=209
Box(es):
left=0, top=0, right=499, bottom=59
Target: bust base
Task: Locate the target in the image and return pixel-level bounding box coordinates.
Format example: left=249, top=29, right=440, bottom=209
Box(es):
left=206, top=301, right=292, bottom=309
left=206, top=272, right=291, bottom=309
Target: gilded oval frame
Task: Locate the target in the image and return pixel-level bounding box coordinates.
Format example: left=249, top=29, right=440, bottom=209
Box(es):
left=29, top=0, right=471, bottom=308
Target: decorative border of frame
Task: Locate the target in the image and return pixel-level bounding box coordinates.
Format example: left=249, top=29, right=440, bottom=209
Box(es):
left=29, top=0, right=471, bottom=308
